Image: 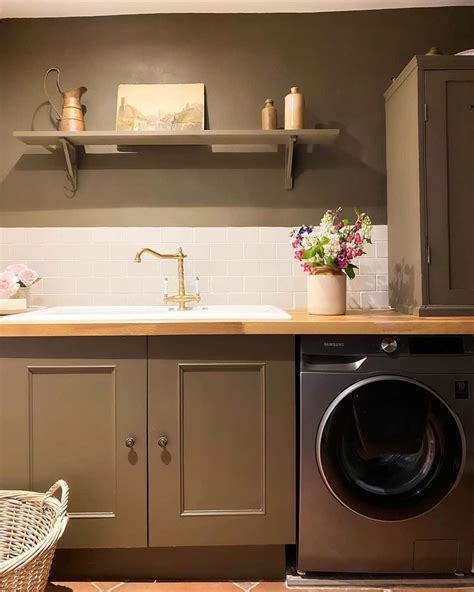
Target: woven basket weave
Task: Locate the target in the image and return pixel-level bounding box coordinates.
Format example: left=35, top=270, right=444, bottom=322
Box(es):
left=0, top=481, right=69, bottom=592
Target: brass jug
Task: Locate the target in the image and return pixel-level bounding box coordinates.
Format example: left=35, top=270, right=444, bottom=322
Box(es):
left=44, top=67, right=87, bottom=132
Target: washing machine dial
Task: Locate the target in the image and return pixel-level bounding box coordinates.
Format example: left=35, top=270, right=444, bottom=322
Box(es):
left=381, top=337, right=398, bottom=353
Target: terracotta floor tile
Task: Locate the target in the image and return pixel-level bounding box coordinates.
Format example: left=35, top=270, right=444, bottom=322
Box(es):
left=119, top=584, right=243, bottom=591
left=249, top=584, right=286, bottom=592
left=48, top=584, right=98, bottom=592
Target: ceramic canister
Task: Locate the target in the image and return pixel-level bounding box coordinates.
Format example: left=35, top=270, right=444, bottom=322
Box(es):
left=284, top=86, right=305, bottom=130
left=307, top=270, right=347, bottom=315
left=261, top=99, right=277, bottom=130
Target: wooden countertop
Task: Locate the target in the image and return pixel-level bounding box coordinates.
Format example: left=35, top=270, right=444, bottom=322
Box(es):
left=0, top=310, right=473, bottom=337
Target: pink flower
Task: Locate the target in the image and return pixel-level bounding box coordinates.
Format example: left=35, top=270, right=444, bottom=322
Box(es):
left=354, top=233, right=362, bottom=245
left=337, top=254, right=349, bottom=269
left=6, top=263, right=28, bottom=275
left=19, top=268, right=39, bottom=287
left=0, top=271, right=20, bottom=298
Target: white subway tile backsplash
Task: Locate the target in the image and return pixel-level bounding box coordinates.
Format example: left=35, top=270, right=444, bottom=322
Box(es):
left=259, top=260, right=293, bottom=277
left=228, top=292, right=261, bottom=305
left=194, top=227, right=226, bottom=243
left=360, top=291, right=389, bottom=309
left=211, top=276, right=244, bottom=293
left=264, top=292, right=294, bottom=309
left=210, top=243, right=242, bottom=260
left=77, top=277, right=111, bottom=295
left=347, top=275, right=376, bottom=292
left=359, top=257, right=388, bottom=275
left=376, top=274, right=388, bottom=292
left=226, top=227, right=255, bottom=244
left=371, top=225, right=388, bottom=241
left=244, top=243, right=276, bottom=260
left=42, top=243, right=74, bottom=261
left=278, top=275, right=307, bottom=293
left=227, top=260, right=259, bottom=277
left=347, top=292, right=361, bottom=309
left=259, top=227, right=289, bottom=243
left=0, top=226, right=389, bottom=310
left=375, top=241, right=388, bottom=258
left=244, top=276, right=276, bottom=293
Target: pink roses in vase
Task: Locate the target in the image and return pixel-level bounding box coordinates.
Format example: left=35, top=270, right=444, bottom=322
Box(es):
left=0, top=264, right=40, bottom=299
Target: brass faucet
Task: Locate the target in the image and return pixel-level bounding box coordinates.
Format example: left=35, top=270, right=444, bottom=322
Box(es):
left=134, top=247, right=200, bottom=311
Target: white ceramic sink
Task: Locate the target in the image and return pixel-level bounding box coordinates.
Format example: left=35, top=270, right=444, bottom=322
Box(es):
left=2, top=305, right=291, bottom=322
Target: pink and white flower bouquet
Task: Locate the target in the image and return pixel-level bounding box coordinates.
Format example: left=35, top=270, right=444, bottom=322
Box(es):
left=290, top=208, right=372, bottom=280
left=0, top=264, right=40, bottom=299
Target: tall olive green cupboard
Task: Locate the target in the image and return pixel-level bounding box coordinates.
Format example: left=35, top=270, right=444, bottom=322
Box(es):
left=385, top=55, right=474, bottom=315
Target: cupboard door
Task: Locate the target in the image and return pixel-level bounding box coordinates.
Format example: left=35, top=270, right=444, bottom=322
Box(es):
left=424, top=69, right=474, bottom=306
left=0, top=338, right=147, bottom=549
left=148, top=336, right=295, bottom=547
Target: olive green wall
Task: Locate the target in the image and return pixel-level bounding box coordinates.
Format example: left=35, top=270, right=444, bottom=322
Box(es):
left=0, top=8, right=472, bottom=227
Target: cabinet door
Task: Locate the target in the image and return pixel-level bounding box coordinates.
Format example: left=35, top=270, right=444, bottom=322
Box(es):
left=0, top=337, right=147, bottom=549
left=424, top=69, right=474, bottom=306
left=148, top=336, right=295, bottom=547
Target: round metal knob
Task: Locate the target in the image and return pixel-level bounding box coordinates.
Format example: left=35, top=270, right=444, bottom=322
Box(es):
left=125, top=437, right=136, bottom=448
left=381, top=337, right=398, bottom=354
left=158, top=436, right=168, bottom=448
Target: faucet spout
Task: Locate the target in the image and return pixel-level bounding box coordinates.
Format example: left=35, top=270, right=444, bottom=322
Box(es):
left=133, top=246, right=199, bottom=311
left=134, top=247, right=183, bottom=262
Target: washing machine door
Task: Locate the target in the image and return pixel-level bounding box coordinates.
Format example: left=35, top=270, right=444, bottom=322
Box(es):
left=317, top=376, right=465, bottom=521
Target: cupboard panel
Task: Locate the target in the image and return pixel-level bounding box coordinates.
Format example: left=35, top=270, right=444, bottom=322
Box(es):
left=148, top=336, right=295, bottom=547
left=425, top=70, right=474, bottom=305
left=180, top=363, right=265, bottom=515
left=0, top=338, right=147, bottom=549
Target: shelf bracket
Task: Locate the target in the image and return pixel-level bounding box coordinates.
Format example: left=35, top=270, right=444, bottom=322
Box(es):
left=285, top=135, right=297, bottom=190
left=59, top=138, right=78, bottom=196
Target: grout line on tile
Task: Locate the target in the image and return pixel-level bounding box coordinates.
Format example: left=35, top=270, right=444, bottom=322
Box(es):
left=106, top=583, right=125, bottom=592
left=231, top=582, right=251, bottom=592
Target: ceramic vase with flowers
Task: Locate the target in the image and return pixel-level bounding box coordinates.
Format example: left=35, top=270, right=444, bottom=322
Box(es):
left=0, top=264, right=41, bottom=309
left=290, top=209, right=372, bottom=315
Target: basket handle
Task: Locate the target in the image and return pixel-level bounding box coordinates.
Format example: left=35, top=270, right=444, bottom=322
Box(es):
left=43, top=480, right=69, bottom=517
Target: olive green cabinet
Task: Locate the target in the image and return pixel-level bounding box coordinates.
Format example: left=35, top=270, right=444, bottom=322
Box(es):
left=148, top=336, right=296, bottom=547
left=385, top=55, right=474, bottom=316
left=0, top=336, right=296, bottom=550
left=0, top=338, right=148, bottom=549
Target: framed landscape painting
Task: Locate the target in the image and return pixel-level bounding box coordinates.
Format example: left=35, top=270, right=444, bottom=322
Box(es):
left=116, top=83, right=205, bottom=131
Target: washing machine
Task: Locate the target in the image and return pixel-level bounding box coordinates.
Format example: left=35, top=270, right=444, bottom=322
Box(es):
left=298, top=334, right=473, bottom=575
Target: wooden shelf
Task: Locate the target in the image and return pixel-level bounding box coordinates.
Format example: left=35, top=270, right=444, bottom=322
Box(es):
left=14, top=128, right=340, bottom=193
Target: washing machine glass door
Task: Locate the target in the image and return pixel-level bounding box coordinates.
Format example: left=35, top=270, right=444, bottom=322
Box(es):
left=317, top=376, right=465, bottom=521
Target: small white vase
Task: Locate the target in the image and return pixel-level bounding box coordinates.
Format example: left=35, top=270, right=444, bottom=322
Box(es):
left=307, top=269, right=346, bottom=315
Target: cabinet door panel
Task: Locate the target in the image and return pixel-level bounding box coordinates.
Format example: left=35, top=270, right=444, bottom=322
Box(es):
left=29, top=366, right=117, bottom=515
left=180, top=363, right=265, bottom=514
left=425, top=70, right=474, bottom=305
left=0, top=338, right=147, bottom=549
left=148, top=336, right=295, bottom=547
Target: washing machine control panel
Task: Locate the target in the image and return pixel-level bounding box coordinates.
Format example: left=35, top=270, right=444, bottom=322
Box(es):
left=381, top=337, right=398, bottom=353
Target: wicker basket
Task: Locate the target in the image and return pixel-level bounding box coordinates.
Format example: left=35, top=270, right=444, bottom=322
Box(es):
left=0, top=480, right=69, bottom=592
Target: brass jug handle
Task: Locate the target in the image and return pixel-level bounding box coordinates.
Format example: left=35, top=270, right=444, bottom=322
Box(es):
left=43, top=67, right=64, bottom=120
